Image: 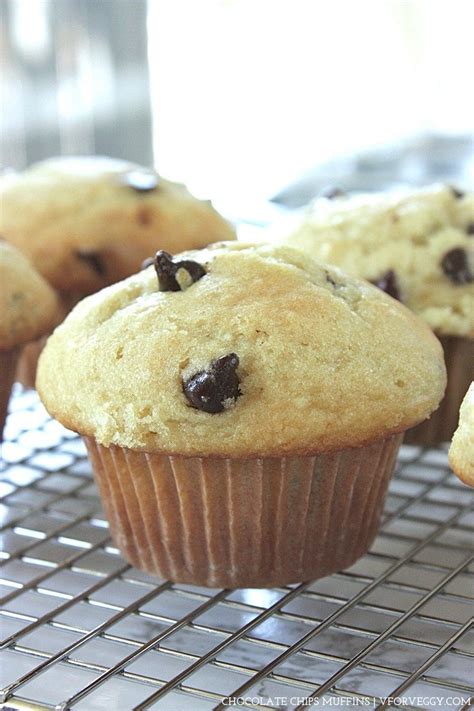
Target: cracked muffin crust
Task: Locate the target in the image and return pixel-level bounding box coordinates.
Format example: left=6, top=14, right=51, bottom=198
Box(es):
left=37, top=242, right=446, bottom=456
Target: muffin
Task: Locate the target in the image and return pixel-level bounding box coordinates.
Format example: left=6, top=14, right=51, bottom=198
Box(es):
left=449, top=383, right=473, bottom=486
left=0, top=242, right=58, bottom=439
left=276, top=184, right=474, bottom=445
left=37, top=243, right=445, bottom=587
left=0, top=156, right=236, bottom=385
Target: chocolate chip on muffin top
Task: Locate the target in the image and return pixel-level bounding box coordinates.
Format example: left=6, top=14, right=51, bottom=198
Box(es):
left=154, top=250, right=207, bottom=291
left=441, top=247, right=473, bottom=285
left=183, top=353, right=241, bottom=413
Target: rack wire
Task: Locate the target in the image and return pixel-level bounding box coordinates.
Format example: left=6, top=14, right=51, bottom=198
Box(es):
left=0, top=387, right=473, bottom=711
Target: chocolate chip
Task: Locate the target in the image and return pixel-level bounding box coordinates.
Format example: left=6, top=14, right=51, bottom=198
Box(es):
left=154, top=251, right=180, bottom=291
left=320, top=186, right=345, bottom=200
left=178, top=259, right=207, bottom=283
left=154, top=250, right=206, bottom=291
left=76, top=250, right=106, bottom=276
left=121, top=170, right=159, bottom=193
left=183, top=354, right=241, bottom=413
left=449, top=185, right=465, bottom=199
left=441, top=247, right=473, bottom=284
left=466, top=223, right=474, bottom=235
left=370, top=269, right=401, bottom=301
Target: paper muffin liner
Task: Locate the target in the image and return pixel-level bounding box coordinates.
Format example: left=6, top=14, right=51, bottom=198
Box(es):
left=84, top=433, right=402, bottom=588
left=405, top=336, right=473, bottom=447
left=0, top=348, right=19, bottom=441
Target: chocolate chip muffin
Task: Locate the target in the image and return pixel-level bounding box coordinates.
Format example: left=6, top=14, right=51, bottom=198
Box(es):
left=0, top=156, right=236, bottom=385
left=37, top=243, right=445, bottom=587
left=277, top=184, right=474, bottom=445
left=0, top=242, right=58, bottom=439
left=449, top=383, right=473, bottom=486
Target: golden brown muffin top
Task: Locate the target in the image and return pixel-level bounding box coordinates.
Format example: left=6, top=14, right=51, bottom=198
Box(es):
left=0, top=156, right=235, bottom=295
left=37, top=242, right=446, bottom=456
left=276, top=184, right=474, bottom=338
left=0, top=241, right=59, bottom=351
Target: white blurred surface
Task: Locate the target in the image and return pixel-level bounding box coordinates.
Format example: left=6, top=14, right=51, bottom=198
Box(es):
left=148, top=0, right=474, bottom=202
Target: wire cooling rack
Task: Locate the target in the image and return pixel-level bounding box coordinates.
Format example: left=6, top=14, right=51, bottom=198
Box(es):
left=0, top=387, right=473, bottom=711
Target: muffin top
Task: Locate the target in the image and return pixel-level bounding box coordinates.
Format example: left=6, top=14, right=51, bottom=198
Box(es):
left=0, top=156, right=235, bottom=295
left=37, top=242, right=446, bottom=456
left=0, top=241, right=59, bottom=351
left=277, top=184, right=474, bottom=338
left=449, top=383, right=474, bottom=486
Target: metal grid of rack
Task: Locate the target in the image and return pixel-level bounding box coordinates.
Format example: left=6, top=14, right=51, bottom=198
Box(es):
left=0, top=387, right=473, bottom=711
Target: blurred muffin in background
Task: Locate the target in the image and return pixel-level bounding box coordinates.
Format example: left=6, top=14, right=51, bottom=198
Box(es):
left=0, top=242, right=58, bottom=440
left=0, top=156, right=236, bottom=385
left=276, top=184, right=474, bottom=445
left=449, top=383, right=474, bottom=487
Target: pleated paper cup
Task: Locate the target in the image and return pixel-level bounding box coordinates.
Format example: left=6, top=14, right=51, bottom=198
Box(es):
left=0, top=348, right=19, bottom=441
left=405, top=336, right=473, bottom=446
left=84, top=432, right=403, bottom=588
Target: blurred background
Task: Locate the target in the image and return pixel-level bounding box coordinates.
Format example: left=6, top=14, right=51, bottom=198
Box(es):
left=1, top=0, right=474, bottom=217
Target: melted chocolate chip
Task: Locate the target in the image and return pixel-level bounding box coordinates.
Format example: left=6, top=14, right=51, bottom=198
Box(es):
left=441, top=248, right=473, bottom=285
left=371, top=269, right=401, bottom=301
left=449, top=185, right=465, bottom=199
left=466, top=223, right=474, bottom=236
left=320, top=186, right=345, bottom=200
left=154, top=250, right=206, bottom=291
left=154, top=251, right=181, bottom=291
left=183, top=354, right=241, bottom=413
left=121, top=170, right=159, bottom=193
left=76, top=250, right=106, bottom=276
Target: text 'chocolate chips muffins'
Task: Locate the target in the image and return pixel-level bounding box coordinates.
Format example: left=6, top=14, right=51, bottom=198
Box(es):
left=37, top=243, right=446, bottom=587
left=0, top=156, right=236, bottom=386
left=0, top=242, right=58, bottom=439
left=275, top=184, right=474, bottom=445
